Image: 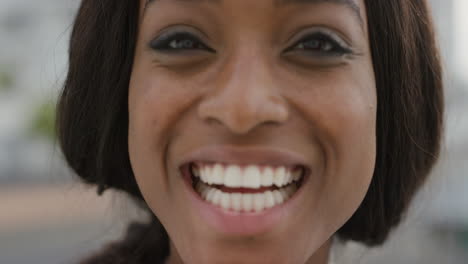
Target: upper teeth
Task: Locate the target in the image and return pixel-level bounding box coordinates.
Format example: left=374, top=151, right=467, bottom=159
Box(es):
left=191, top=163, right=303, bottom=188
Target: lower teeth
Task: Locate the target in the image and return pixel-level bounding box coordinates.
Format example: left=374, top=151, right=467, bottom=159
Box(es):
left=195, top=181, right=298, bottom=213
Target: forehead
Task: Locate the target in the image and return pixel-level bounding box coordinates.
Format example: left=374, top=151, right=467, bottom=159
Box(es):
left=140, top=0, right=365, bottom=26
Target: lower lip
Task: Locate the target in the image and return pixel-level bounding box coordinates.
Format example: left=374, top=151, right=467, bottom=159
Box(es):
left=180, top=165, right=309, bottom=236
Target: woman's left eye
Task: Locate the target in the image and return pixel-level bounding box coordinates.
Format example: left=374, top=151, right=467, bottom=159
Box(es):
left=285, top=32, right=353, bottom=56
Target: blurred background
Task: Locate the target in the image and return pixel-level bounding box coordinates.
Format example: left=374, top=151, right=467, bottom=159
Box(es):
left=0, top=0, right=467, bottom=263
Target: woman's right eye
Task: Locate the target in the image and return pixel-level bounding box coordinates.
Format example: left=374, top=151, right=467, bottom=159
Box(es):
left=149, top=31, right=215, bottom=53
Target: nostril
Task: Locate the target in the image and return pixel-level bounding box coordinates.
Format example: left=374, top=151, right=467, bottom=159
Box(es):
left=197, top=89, right=289, bottom=135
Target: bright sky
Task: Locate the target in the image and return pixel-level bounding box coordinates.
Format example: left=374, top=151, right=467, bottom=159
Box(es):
left=454, top=0, right=468, bottom=83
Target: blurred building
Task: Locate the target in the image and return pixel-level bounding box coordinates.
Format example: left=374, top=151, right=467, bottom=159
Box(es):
left=0, top=0, right=78, bottom=184
left=430, top=0, right=455, bottom=69
left=427, top=0, right=468, bottom=227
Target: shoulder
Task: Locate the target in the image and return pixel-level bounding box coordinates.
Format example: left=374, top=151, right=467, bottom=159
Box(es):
left=78, top=221, right=169, bottom=264
left=78, top=241, right=138, bottom=264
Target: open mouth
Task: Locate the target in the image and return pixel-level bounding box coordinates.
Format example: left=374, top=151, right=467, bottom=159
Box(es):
left=185, top=162, right=307, bottom=213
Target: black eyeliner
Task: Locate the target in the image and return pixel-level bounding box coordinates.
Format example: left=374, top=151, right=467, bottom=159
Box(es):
left=286, top=31, right=354, bottom=56
left=149, top=31, right=192, bottom=50
left=148, top=30, right=215, bottom=53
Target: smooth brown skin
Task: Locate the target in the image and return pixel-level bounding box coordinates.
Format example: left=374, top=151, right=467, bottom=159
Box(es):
left=128, top=0, right=376, bottom=263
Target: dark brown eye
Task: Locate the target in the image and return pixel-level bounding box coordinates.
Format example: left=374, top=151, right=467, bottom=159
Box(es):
left=149, top=31, right=215, bottom=53
left=286, top=32, right=352, bottom=56
left=298, top=38, right=333, bottom=52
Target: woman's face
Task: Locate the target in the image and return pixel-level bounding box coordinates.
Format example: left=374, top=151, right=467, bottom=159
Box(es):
left=129, top=0, right=376, bottom=263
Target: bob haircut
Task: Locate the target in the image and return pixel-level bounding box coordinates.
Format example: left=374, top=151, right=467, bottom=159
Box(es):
left=56, top=0, right=443, bottom=259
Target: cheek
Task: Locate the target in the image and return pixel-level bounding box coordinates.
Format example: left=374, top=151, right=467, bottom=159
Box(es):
left=128, top=67, right=188, bottom=155
left=127, top=65, right=201, bottom=206
left=127, top=73, right=164, bottom=204
left=127, top=69, right=180, bottom=201
left=293, top=68, right=377, bottom=229
left=326, top=89, right=377, bottom=196
left=322, top=74, right=376, bottom=223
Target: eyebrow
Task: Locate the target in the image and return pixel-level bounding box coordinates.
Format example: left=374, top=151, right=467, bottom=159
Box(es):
left=276, top=0, right=363, bottom=25
left=144, top=0, right=363, bottom=26
left=144, top=0, right=220, bottom=9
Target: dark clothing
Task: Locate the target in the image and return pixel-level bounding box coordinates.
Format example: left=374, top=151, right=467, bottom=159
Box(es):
left=79, top=221, right=169, bottom=264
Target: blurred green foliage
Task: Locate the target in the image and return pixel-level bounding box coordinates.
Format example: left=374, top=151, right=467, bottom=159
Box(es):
left=460, top=228, right=468, bottom=249
left=30, top=99, right=56, bottom=141
left=0, top=69, right=14, bottom=91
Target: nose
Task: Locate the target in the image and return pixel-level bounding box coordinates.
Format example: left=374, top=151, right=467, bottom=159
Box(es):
left=197, top=56, right=289, bottom=134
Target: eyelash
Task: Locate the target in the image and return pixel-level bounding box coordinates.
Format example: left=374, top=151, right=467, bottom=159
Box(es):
left=285, top=32, right=353, bottom=56
left=150, top=31, right=215, bottom=53
left=149, top=30, right=352, bottom=56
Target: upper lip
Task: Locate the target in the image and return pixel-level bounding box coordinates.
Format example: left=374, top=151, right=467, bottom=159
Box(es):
left=178, top=145, right=310, bottom=170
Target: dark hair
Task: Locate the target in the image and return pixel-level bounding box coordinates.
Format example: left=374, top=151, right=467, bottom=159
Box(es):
left=56, top=0, right=443, bottom=262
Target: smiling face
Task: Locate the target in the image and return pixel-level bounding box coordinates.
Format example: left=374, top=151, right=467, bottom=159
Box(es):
left=128, top=0, right=376, bottom=263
